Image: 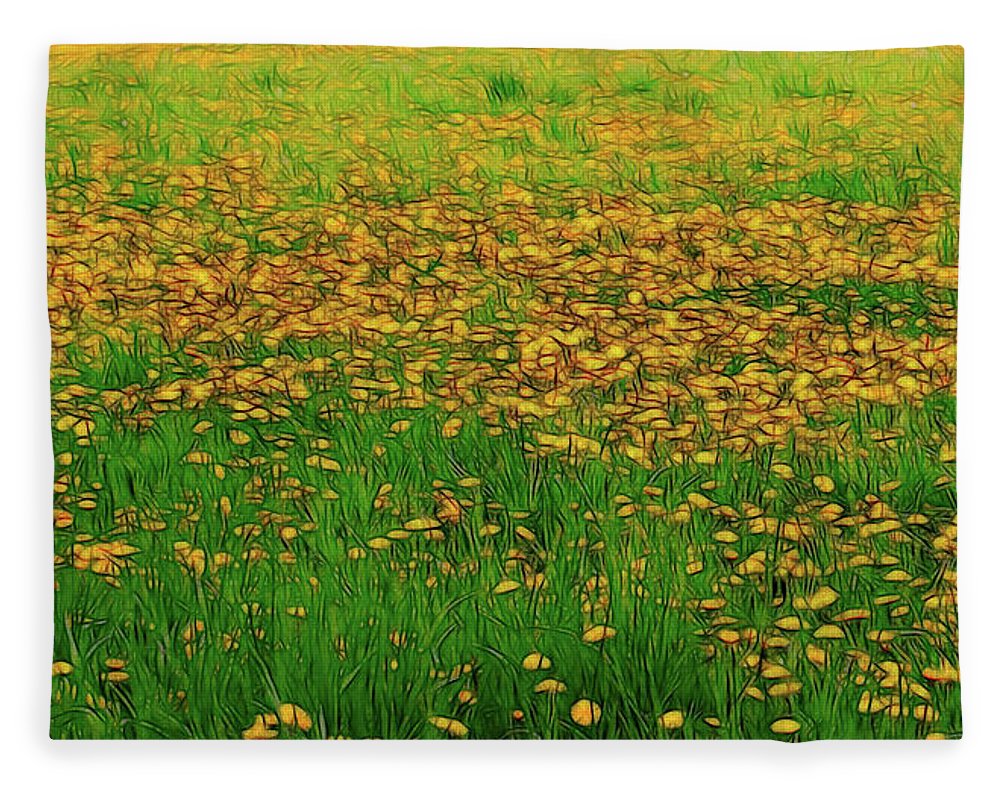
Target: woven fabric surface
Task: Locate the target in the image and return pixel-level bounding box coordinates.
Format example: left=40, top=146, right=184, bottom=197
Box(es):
left=47, top=45, right=963, bottom=739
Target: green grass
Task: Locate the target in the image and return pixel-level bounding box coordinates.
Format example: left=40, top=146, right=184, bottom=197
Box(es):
left=666, top=278, right=958, bottom=340
left=51, top=349, right=959, bottom=738
left=48, top=44, right=962, bottom=740
left=46, top=46, right=964, bottom=209
left=483, top=72, right=529, bottom=111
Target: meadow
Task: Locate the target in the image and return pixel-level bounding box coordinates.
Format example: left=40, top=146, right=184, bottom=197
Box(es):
left=47, top=45, right=962, bottom=739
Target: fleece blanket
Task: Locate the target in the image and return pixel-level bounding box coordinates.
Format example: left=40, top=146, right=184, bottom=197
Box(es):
left=47, top=45, right=962, bottom=739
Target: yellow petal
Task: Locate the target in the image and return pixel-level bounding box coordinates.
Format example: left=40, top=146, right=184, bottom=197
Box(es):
left=278, top=703, right=313, bottom=731
left=770, top=718, right=800, bottom=735
left=570, top=699, right=602, bottom=726
left=522, top=652, right=552, bottom=671
left=534, top=678, right=567, bottom=694
left=581, top=625, right=617, bottom=643
left=657, top=710, right=684, bottom=730
left=812, top=475, right=836, bottom=493
left=492, top=580, right=520, bottom=595
left=428, top=716, right=469, bottom=738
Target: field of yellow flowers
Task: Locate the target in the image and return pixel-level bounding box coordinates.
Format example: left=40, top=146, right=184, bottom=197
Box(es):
left=47, top=45, right=962, bottom=739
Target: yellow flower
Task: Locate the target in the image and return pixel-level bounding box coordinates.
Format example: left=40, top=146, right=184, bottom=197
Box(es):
left=242, top=714, right=278, bottom=740
left=521, top=652, right=552, bottom=671
left=570, top=699, right=602, bottom=726
left=492, top=580, right=520, bottom=595
left=770, top=718, right=800, bottom=735
left=278, top=703, right=313, bottom=731
left=657, top=710, right=684, bottom=730
left=581, top=625, right=617, bottom=643
left=428, top=716, right=468, bottom=738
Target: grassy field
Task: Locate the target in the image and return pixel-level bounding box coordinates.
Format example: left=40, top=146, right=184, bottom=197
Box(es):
left=47, top=45, right=962, bottom=739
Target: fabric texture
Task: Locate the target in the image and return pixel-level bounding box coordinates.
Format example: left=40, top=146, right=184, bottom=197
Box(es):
left=47, top=45, right=962, bottom=740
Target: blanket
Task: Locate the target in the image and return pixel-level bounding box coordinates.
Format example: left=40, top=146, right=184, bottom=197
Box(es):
left=47, top=45, right=962, bottom=739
